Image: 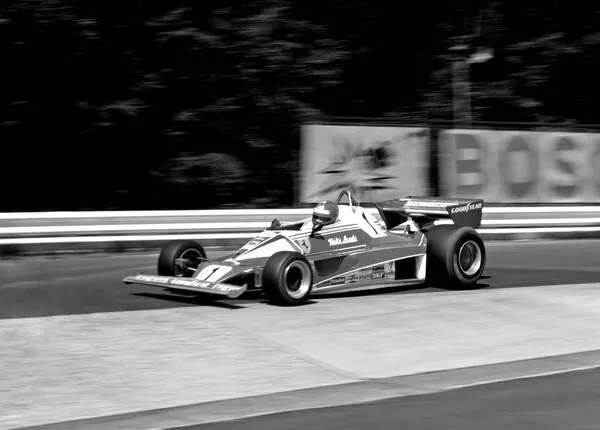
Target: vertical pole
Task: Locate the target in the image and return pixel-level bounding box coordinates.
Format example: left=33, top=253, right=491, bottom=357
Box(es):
left=452, top=59, right=460, bottom=128
left=452, top=57, right=472, bottom=127
left=464, top=61, right=472, bottom=125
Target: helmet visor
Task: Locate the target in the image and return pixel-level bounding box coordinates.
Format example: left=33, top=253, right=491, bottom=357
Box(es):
left=313, top=214, right=333, bottom=225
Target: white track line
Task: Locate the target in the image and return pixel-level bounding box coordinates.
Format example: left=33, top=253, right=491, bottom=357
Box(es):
left=2, top=226, right=600, bottom=244
left=0, top=233, right=256, bottom=245
left=483, top=226, right=600, bottom=234
left=0, top=223, right=270, bottom=234
left=2, top=218, right=599, bottom=235
left=1, top=206, right=600, bottom=220
left=446, top=363, right=600, bottom=392
left=0, top=209, right=314, bottom=219
left=482, top=218, right=600, bottom=225
left=484, top=206, right=600, bottom=213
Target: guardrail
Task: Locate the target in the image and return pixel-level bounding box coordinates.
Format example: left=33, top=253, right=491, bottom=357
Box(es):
left=2, top=206, right=600, bottom=254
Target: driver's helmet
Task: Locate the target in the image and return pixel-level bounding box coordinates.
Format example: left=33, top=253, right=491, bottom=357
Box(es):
left=312, top=200, right=339, bottom=226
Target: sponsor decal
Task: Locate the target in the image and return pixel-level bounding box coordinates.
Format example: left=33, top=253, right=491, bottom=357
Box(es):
left=359, top=269, right=372, bottom=281
left=406, top=200, right=449, bottom=208
left=329, top=276, right=346, bottom=285
left=328, top=234, right=358, bottom=247
left=133, top=275, right=239, bottom=293
left=450, top=202, right=483, bottom=214
left=135, top=275, right=167, bottom=283
left=375, top=264, right=397, bottom=280
left=345, top=272, right=360, bottom=283
left=169, top=278, right=211, bottom=288
left=295, top=237, right=312, bottom=253
left=212, top=284, right=239, bottom=293
left=372, top=266, right=386, bottom=280
left=385, top=262, right=395, bottom=278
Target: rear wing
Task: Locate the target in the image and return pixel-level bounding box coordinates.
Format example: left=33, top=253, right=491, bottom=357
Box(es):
left=375, top=197, right=484, bottom=230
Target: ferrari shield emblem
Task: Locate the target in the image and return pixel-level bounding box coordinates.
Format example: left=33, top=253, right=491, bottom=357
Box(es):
left=295, top=238, right=311, bottom=253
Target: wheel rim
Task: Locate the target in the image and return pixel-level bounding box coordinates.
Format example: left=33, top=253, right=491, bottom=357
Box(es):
left=457, top=240, right=482, bottom=277
left=174, top=248, right=204, bottom=277
left=283, top=260, right=311, bottom=299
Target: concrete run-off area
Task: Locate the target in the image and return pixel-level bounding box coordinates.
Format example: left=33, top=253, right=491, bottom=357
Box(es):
left=2, top=282, right=600, bottom=429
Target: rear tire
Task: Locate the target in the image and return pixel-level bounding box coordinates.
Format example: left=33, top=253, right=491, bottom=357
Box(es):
left=158, top=240, right=206, bottom=277
left=425, top=225, right=486, bottom=288
left=262, top=251, right=313, bottom=306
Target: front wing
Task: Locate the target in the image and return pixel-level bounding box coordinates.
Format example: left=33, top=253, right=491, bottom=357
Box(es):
left=123, top=274, right=247, bottom=299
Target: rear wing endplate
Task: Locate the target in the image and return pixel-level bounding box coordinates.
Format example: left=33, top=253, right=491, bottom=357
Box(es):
left=375, top=197, right=484, bottom=229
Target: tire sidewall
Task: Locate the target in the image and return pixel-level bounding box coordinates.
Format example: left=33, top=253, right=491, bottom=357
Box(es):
left=262, top=251, right=313, bottom=305
left=426, top=225, right=486, bottom=287
left=157, top=240, right=206, bottom=277
left=447, top=230, right=486, bottom=284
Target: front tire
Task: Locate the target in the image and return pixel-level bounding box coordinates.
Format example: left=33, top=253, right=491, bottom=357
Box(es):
left=157, top=240, right=206, bottom=277
left=262, top=251, right=313, bottom=306
left=425, top=225, right=486, bottom=288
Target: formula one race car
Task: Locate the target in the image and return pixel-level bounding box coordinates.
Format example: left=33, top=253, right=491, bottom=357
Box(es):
left=123, top=190, right=486, bottom=305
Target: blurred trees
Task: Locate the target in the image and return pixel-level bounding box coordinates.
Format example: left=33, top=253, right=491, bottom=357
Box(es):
left=432, top=1, right=600, bottom=124
left=0, top=1, right=348, bottom=209
left=1, top=1, right=599, bottom=209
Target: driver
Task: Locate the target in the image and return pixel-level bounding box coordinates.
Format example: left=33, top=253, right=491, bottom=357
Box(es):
left=312, top=200, right=339, bottom=227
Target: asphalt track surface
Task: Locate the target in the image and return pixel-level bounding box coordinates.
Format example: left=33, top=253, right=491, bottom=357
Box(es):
left=1, top=239, right=600, bottom=319
left=177, top=367, right=600, bottom=430
left=3, top=239, right=600, bottom=430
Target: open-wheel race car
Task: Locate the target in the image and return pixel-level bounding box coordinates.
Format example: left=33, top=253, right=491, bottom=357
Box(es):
left=123, top=190, right=486, bottom=305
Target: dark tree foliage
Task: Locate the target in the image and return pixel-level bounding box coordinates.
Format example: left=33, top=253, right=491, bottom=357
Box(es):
left=0, top=1, right=598, bottom=210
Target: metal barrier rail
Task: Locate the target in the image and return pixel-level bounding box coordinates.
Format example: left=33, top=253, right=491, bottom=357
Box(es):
left=1, top=206, right=600, bottom=252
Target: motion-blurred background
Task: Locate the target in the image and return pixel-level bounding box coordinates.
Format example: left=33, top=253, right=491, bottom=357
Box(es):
left=1, top=1, right=599, bottom=211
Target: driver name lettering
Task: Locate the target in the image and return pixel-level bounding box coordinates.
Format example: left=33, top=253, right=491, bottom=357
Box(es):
left=328, top=234, right=358, bottom=246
